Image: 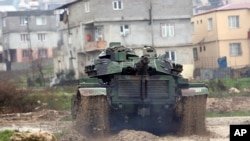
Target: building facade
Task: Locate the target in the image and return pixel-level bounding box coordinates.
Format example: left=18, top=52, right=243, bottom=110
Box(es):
left=55, top=0, right=195, bottom=79
left=191, top=3, right=250, bottom=69
left=1, top=10, right=57, bottom=66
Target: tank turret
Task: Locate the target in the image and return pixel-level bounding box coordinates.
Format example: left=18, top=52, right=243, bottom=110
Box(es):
left=85, top=45, right=184, bottom=82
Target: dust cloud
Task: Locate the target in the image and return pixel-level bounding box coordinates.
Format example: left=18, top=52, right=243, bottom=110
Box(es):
left=60, top=94, right=208, bottom=141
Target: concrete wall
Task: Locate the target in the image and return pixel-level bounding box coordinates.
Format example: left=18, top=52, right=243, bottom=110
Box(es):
left=16, top=47, right=53, bottom=62
left=8, top=32, right=57, bottom=50
left=2, top=11, right=56, bottom=33
left=57, top=0, right=194, bottom=78
left=11, top=58, right=53, bottom=71
left=99, top=20, right=193, bottom=47
left=60, top=0, right=193, bottom=47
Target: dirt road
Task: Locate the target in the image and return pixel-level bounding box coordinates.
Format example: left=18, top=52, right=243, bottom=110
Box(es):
left=2, top=96, right=250, bottom=141
left=1, top=110, right=250, bottom=141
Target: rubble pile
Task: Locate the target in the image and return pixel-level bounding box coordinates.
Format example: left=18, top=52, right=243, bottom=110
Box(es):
left=10, top=131, right=56, bottom=141
left=112, top=130, right=158, bottom=141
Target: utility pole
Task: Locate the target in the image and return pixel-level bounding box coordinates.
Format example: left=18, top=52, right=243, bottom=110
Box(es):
left=26, top=16, right=34, bottom=80
left=149, top=0, right=154, bottom=47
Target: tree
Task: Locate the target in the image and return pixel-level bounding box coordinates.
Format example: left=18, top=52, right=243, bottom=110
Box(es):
left=36, top=58, right=45, bottom=86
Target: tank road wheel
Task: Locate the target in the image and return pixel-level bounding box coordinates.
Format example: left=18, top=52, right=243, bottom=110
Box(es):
left=174, top=95, right=207, bottom=136
left=73, top=94, right=110, bottom=137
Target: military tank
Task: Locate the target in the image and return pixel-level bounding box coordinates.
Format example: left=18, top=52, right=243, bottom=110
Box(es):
left=72, top=45, right=208, bottom=137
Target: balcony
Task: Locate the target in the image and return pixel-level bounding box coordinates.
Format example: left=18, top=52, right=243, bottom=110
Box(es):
left=84, top=40, right=107, bottom=52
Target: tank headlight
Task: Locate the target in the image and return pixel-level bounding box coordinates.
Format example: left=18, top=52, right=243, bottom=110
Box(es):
left=157, top=116, right=162, bottom=123
left=164, top=105, right=169, bottom=109
left=118, top=103, right=123, bottom=108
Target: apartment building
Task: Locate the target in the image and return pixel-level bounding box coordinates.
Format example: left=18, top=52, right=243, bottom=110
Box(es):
left=1, top=10, right=57, bottom=65
left=55, top=0, right=195, bottom=79
left=192, top=3, right=250, bottom=69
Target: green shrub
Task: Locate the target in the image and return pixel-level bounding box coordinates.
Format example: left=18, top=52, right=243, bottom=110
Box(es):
left=0, top=80, right=35, bottom=113
left=0, top=80, right=72, bottom=114
left=205, top=78, right=250, bottom=98
left=206, top=111, right=250, bottom=117
left=45, top=93, right=71, bottom=110
left=0, top=130, right=14, bottom=141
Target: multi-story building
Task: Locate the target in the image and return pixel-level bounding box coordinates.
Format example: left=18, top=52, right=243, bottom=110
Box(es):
left=1, top=10, right=57, bottom=68
left=191, top=2, right=250, bottom=69
left=55, top=0, right=195, bottom=79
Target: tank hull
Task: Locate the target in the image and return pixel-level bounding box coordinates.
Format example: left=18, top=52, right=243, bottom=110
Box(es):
left=72, top=80, right=208, bottom=136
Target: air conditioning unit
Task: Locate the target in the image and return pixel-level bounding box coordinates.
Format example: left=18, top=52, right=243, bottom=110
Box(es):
left=121, top=30, right=129, bottom=37
left=29, top=0, right=39, bottom=9
left=66, top=9, right=69, bottom=15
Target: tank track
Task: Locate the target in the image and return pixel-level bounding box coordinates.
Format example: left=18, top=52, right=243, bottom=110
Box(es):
left=175, top=94, right=208, bottom=135
left=72, top=93, right=207, bottom=136
left=72, top=94, right=109, bottom=137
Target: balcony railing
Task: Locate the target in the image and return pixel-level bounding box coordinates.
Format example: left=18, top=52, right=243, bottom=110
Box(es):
left=84, top=40, right=107, bottom=52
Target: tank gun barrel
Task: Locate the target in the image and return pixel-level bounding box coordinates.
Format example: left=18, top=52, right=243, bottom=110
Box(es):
left=135, top=56, right=150, bottom=75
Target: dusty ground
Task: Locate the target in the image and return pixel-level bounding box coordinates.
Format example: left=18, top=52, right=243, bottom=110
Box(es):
left=1, top=97, right=250, bottom=141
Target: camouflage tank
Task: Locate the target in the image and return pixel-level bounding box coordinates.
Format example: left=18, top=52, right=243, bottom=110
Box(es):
left=72, top=45, right=208, bottom=137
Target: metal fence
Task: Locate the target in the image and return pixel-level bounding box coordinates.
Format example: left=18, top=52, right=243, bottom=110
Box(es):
left=194, top=67, right=250, bottom=80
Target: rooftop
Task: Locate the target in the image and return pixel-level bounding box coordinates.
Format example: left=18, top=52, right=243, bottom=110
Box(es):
left=0, top=6, right=16, bottom=12
left=216, top=2, right=250, bottom=10
left=195, top=2, right=250, bottom=16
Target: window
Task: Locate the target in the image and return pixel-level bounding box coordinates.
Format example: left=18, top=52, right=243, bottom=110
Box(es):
left=113, top=0, right=123, bottom=10
left=68, top=35, right=72, bottom=45
left=200, top=46, right=202, bottom=52
left=230, top=43, right=242, bottom=56
left=22, top=50, right=31, bottom=58
left=38, top=33, right=46, bottom=41
left=193, top=48, right=198, bottom=61
left=165, top=51, right=176, bottom=62
left=228, top=16, right=239, bottom=28
left=161, top=23, right=175, bottom=37
left=85, top=2, right=90, bottom=12
left=120, top=25, right=130, bottom=36
left=20, top=34, right=29, bottom=42
left=20, top=16, right=27, bottom=26
left=208, top=18, right=213, bottom=30
left=191, top=22, right=194, bottom=34
left=38, top=49, right=48, bottom=58
left=95, top=27, right=103, bottom=41
left=36, top=16, right=47, bottom=25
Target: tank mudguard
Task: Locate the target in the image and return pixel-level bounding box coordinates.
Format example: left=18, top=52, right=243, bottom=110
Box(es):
left=78, top=87, right=107, bottom=96
left=181, top=87, right=208, bottom=96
